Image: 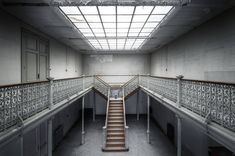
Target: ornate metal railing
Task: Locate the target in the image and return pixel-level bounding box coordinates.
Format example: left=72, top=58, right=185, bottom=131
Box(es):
left=122, top=76, right=139, bottom=97
left=0, top=76, right=93, bottom=133
left=139, top=75, right=235, bottom=132
left=94, top=76, right=111, bottom=97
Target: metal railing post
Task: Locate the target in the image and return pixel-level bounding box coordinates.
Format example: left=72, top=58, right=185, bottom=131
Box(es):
left=147, top=74, right=150, bottom=89
left=82, top=75, right=85, bottom=91
left=147, top=95, right=150, bottom=143
left=137, top=90, right=140, bottom=120
left=102, top=126, right=106, bottom=149
left=47, top=77, right=54, bottom=109
left=93, top=91, right=96, bottom=121
left=81, top=96, right=85, bottom=145
left=176, top=75, right=184, bottom=108
left=125, top=126, right=129, bottom=149
left=176, top=115, right=182, bottom=156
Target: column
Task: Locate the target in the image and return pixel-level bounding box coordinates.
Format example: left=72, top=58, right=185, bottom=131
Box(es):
left=137, top=90, right=140, bottom=120
left=47, top=119, right=53, bottom=156
left=81, top=96, right=85, bottom=144
left=176, top=115, right=182, bottom=156
left=147, top=95, right=150, bottom=143
left=20, top=133, right=23, bottom=156
left=93, top=91, right=96, bottom=121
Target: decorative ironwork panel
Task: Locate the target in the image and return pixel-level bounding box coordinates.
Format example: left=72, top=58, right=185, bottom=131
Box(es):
left=181, top=80, right=235, bottom=132
left=84, top=76, right=93, bottom=89
left=53, top=78, right=83, bottom=104
left=148, top=77, right=177, bottom=102
left=0, top=82, right=49, bottom=132
left=139, top=76, right=148, bottom=88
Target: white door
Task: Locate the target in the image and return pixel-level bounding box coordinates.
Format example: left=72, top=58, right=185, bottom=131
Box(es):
left=22, top=31, right=49, bottom=82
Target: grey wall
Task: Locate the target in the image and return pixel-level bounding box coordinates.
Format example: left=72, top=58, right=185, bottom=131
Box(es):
left=150, top=8, right=235, bottom=83
left=84, top=90, right=147, bottom=115
left=0, top=98, right=82, bottom=156
left=0, top=9, right=82, bottom=85
left=150, top=97, right=209, bottom=156
left=83, top=54, right=150, bottom=76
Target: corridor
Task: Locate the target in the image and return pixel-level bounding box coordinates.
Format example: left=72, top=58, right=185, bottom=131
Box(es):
left=53, top=116, right=176, bottom=156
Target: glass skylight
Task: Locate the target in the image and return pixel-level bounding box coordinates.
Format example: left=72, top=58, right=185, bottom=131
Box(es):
left=60, top=5, right=173, bottom=50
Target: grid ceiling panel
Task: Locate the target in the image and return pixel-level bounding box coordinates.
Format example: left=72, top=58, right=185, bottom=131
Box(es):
left=60, top=5, right=173, bottom=50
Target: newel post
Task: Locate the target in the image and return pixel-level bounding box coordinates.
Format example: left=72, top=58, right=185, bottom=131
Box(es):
left=176, top=75, right=184, bottom=108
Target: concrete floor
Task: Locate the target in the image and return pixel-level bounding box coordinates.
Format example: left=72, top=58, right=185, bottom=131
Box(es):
left=53, top=116, right=176, bottom=156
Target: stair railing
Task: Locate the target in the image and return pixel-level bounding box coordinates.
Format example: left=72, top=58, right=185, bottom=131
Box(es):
left=102, top=87, right=111, bottom=149
left=122, top=87, right=129, bottom=149
left=122, top=75, right=139, bottom=97
left=94, top=76, right=111, bottom=98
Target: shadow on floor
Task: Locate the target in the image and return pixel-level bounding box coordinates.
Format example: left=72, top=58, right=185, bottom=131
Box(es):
left=53, top=115, right=176, bottom=156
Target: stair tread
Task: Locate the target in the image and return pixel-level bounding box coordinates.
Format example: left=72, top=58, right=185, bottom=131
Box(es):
left=107, top=136, right=125, bottom=139
left=102, top=147, right=128, bottom=152
left=107, top=141, right=125, bottom=144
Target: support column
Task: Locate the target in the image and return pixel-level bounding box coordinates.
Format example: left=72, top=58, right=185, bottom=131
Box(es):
left=20, top=133, right=23, bottom=156
left=81, top=96, right=85, bottom=145
left=93, top=91, right=96, bottom=121
left=147, top=95, right=150, bottom=143
left=47, top=119, right=53, bottom=156
left=176, top=115, right=182, bottom=156
left=136, top=90, right=139, bottom=120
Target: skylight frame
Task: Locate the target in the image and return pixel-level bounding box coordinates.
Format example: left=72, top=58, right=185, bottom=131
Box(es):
left=59, top=5, right=174, bottom=51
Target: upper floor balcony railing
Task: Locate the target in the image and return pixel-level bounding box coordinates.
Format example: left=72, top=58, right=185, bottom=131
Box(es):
left=139, top=75, right=235, bottom=132
left=0, top=74, right=234, bottom=135
left=0, top=76, right=93, bottom=133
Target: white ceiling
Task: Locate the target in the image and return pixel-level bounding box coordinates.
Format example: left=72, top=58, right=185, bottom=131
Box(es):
left=0, top=0, right=234, bottom=54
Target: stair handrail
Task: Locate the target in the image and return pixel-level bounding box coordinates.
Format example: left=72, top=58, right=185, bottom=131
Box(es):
left=122, top=75, right=139, bottom=97
left=121, top=75, right=138, bottom=88
left=94, top=76, right=111, bottom=98
left=102, top=87, right=111, bottom=149
left=95, top=76, right=111, bottom=87
left=122, top=87, right=129, bottom=149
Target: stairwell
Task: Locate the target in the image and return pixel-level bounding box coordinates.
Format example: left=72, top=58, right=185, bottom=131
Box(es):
left=103, top=89, right=128, bottom=152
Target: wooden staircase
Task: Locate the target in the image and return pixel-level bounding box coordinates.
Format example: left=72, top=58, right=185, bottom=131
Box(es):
left=103, top=98, right=128, bottom=152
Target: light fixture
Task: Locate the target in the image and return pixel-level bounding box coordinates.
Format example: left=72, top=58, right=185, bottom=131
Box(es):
left=60, top=5, right=173, bottom=50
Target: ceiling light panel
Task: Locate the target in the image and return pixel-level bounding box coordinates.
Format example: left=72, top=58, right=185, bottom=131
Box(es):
left=59, top=5, right=173, bottom=50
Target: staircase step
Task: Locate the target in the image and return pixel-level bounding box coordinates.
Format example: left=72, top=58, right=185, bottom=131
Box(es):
left=108, top=124, right=124, bottom=128
left=109, top=114, right=123, bottom=117
left=107, top=132, right=124, bottom=137
left=107, top=128, right=124, bottom=133
left=107, top=136, right=125, bottom=142
left=109, top=107, right=123, bottom=110
left=106, top=141, right=125, bottom=147
left=109, top=110, right=123, bottom=113
left=102, top=146, right=128, bottom=152
left=110, top=102, right=122, bottom=104
left=108, top=120, right=124, bottom=124
left=109, top=116, right=123, bottom=120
